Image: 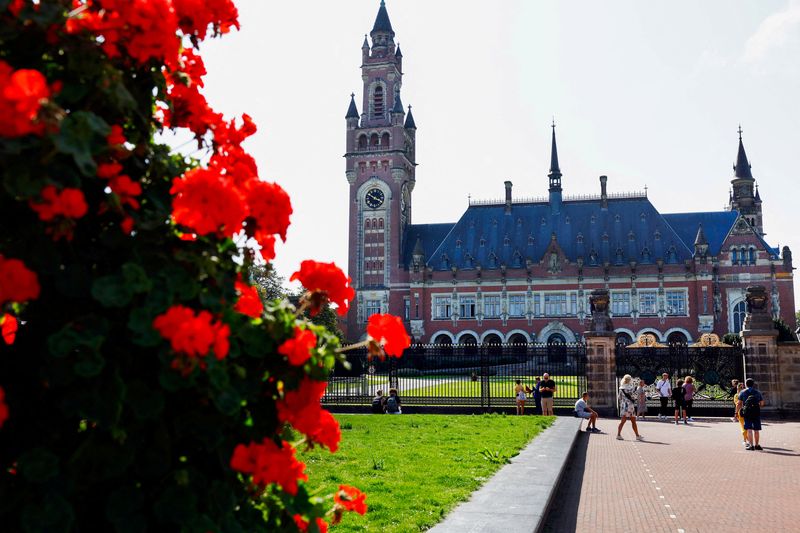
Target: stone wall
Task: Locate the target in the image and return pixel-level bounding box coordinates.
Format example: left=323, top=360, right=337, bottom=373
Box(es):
left=777, top=342, right=800, bottom=414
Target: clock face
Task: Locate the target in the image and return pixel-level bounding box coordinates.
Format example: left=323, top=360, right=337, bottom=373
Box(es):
left=365, top=188, right=385, bottom=209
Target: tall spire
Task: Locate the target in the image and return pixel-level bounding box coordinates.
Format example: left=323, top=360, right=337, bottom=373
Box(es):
left=548, top=120, right=562, bottom=189
left=371, top=0, right=394, bottom=36
left=734, top=125, right=753, bottom=179
left=345, top=93, right=359, bottom=119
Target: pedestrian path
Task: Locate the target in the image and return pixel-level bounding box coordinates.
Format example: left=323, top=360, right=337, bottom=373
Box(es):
left=543, top=417, right=800, bottom=532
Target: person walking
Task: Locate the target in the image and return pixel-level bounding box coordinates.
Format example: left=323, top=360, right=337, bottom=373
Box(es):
left=656, top=372, right=672, bottom=420
left=672, top=378, right=687, bottom=425
left=540, top=373, right=556, bottom=416
left=737, top=378, right=765, bottom=450
left=733, top=382, right=748, bottom=447
left=636, top=379, right=648, bottom=419
left=514, top=379, right=527, bottom=415
left=617, top=374, right=643, bottom=441
left=683, top=376, right=696, bottom=422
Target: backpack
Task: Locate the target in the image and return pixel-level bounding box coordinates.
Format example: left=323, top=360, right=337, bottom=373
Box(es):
left=740, top=391, right=761, bottom=419
left=386, top=395, right=400, bottom=413
left=671, top=386, right=684, bottom=401
left=371, top=397, right=384, bottom=414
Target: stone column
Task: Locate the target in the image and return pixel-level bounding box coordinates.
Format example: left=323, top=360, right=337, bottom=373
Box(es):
left=741, top=286, right=780, bottom=412
left=584, top=289, right=617, bottom=416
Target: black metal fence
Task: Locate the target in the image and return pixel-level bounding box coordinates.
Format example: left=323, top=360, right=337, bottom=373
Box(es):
left=615, top=344, right=745, bottom=414
left=323, top=343, right=588, bottom=412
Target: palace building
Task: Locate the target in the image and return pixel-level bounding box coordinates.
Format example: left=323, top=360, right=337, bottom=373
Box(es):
left=343, top=1, right=795, bottom=345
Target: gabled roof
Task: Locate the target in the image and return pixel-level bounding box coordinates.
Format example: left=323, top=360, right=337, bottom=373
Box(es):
left=662, top=211, right=737, bottom=256
left=416, top=197, right=694, bottom=271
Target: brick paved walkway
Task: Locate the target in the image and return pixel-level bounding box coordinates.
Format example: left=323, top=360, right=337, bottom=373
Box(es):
left=543, top=417, right=800, bottom=532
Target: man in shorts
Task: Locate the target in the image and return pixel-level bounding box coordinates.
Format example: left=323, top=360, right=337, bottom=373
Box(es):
left=540, top=372, right=557, bottom=416
left=737, top=378, right=765, bottom=450
left=655, top=372, right=672, bottom=420
left=575, top=391, right=600, bottom=432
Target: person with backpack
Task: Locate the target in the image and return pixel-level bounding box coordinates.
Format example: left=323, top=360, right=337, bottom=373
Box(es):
left=656, top=372, right=672, bottom=420
left=672, top=378, right=687, bottom=425
left=737, top=378, right=765, bottom=450
left=371, top=390, right=386, bottom=414
left=385, top=388, right=402, bottom=415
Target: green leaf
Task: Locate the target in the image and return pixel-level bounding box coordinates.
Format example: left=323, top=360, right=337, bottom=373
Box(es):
left=73, top=350, right=105, bottom=378
left=127, top=307, right=162, bottom=347
left=213, top=388, right=242, bottom=417
left=52, top=111, right=110, bottom=176
left=18, top=447, right=60, bottom=483
left=92, top=275, right=134, bottom=308
left=121, top=263, right=152, bottom=293
left=48, top=321, right=106, bottom=359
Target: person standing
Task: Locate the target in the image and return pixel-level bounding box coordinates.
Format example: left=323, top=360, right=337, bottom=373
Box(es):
left=672, top=378, right=687, bottom=425
left=683, top=376, right=696, bottom=422
left=730, top=379, right=740, bottom=422
left=539, top=373, right=557, bottom=416
left=733, top=382, right=748, bottom=447
left=737, top=378, right=765, bottom=450
left=514, top=379, right=527, bottom=415
left=575, top=392, right=600, bottom=432
left=656, top=372, right=672, bottom=420
left=636, top=379, right=648, bottom=419
left=617, top=374, right=643, bottom=440
left=533, top=376, right=543, bottom=415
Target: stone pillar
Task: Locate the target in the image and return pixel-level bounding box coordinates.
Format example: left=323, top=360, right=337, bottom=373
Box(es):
left=777, top=342, right=800, bottom=414
left=584, top=289, right=617, bottom=416
left=741, top=286, right=780, bottom=412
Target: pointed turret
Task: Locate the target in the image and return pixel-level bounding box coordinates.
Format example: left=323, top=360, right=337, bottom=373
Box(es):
left=412, top=235, right=425, bottom=269
left=371, top=0, right=394, bottom=36
left=694, top=224, right=709, bottom=258
left=755, top=183, right=761, bottom=202
left=391, top=92, right=404, bottom=114
left=548, top=121, right=562, bottom=215
left=395, top=44, right=402, bottom=58
left=404, top=105, right=416, bottom=129
left=734, top=126, right=753, bottom=179
left=345, top=93, right=359, bottom=120
left=362, top=34, right=370, bottom=50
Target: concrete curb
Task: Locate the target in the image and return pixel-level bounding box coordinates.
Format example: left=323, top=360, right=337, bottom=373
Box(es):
left=428, top=417, right=584, bottom=533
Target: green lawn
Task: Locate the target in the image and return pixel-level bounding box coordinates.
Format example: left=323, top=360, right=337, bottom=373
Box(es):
left=402, top=376, right=583, bottom=398
left=300, top=414, right=553, bottom=532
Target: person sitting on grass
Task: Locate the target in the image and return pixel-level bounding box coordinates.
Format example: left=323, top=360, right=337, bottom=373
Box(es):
left=385, top=388, right=402, bottom=415
left=575, top=392, right=600, bottom=432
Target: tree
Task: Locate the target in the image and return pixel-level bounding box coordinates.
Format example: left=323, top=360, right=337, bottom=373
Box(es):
left=0, top=2, right=406, bottom=531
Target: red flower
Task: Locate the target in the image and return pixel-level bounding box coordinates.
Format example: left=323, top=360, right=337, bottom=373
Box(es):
left=276, top=377, right=340, bottom=452
left=97, top=162, right=124, bottom=179
left=335, top=485, right=368, bottom=515
left=29, top=185, right=88, bottom=221
left=257, top=234, right=276, bottom=262
left=153, top=305, right=230, bottom=362
left=0, top=61, right=51, bottom=137
left=1, top=314, right=18, bottom=345
left=233, top=279, right=263, bottom=318
left=0, top=387, right=8, bottom=429
left=172, top=0, right=240, bottom=40
left=230, top=439, right=307, bottom=496
left=107, top=124, right=127, bottom=147
left=109, top=175, right=142, bottom=209
left=367, top=314, right=410, bottom=358
left=290, top=261, right=354, bottom=317
left=246, top=181, right=292, bottom=242
left=293, top=515, right=328, bottom=533
left=278, top=327, right=316, bottom=366
left=170, top=167, right=246, bottom=236
left=0, top=256, right=40, bottom=306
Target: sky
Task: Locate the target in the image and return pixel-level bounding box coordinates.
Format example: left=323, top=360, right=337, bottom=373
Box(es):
left=185, top=0, right=800, bottom=309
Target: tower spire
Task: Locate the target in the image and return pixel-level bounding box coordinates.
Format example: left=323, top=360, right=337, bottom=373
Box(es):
left=371, top=0, right=394, bottom=37
left=345, top=93, right=359, bottom=119
left=734, top=125, right=753, bottom=179
left=548, top=120, right=562, bottom=189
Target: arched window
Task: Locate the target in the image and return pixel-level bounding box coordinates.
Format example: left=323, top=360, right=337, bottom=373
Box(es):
left=667, top=331, right=688, bottom=345
left=547, top=333, right=566, bottom=345
left=378, top=218, right=384, bottom=229
left=373, top=86, right=384, bottom=117
left=458, top=333, right=478, bottom=356
left=732, top=301, right=747, bottom=334
left=370, top=133, right=379, bottom=146
left=358, top=134, right=367, bottom=149
left=749, top=247, right=756, bottom=265
left=365, top=219, right=371, bottom=229
left=482, top=333, right=503, bottom=357
left=731, top=248, right=738, bottom=265
left=372, top=218, right=377, bottom=227
left=615, top=332, right=633, bottom=347
left=381, top=132, right=390, bottom=147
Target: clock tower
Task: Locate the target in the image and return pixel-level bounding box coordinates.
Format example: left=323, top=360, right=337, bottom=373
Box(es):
left=344, top=1, right=417, bottom=340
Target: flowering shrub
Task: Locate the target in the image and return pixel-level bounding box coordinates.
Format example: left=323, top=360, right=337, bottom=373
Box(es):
left=0, top=1, right=409, bottom=531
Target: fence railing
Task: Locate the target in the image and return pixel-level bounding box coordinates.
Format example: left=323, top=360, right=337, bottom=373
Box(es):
left=324, top=343, right=588, bottom=411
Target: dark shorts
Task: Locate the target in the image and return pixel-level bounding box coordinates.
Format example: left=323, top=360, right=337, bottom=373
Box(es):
left=673, top=400, right=684, bottom=408
left=743, top=418, right=762, bottom=431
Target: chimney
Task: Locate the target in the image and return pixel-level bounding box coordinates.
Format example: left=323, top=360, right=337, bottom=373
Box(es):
left=600, top=175, right=608, bottom=209
left=504, top=180, right=513, bottom=213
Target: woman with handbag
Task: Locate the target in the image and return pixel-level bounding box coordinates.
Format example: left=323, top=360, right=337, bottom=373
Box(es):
left=617, top=374, right=644, bottom=441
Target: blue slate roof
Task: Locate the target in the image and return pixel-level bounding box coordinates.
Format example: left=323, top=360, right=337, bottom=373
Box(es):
left=403, top=223, right=455, bottom=266
left=662, top=211, right=738, bottom=256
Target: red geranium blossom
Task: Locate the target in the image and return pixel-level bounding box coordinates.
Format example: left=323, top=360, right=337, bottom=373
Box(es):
left=0, top=256, right=40, bottom=305
left=170, top=167, right=246, bottom=236
left=153, top=305, right=230, bottom=361
left=1, top=314, right=18, bottom=345
left=229, top=439, right=307, bottom=496
left=233, top=279, right=263, bottom=318
left=107, top=124, right=127, bottom=147
left=29, top=186, right=88, bottom=221
left=335, top=485, right=368, bottom=515
left=0, top=387, right=8, bottom=429
left=367, top=314, right=410, bottom=358
left=278, top=327, right=317, bottom=366
left=97, top=162, right=124, bottom=179
left=0, top=61, right=51, bottom=138
left=290, top=261, right=354, bottom=317
left=109, top=175, right=142, bottom=209
left=293, top=515, right=328, bottom=533
left=172, top=0, right=239, bottom=40
left=246, top=180, right=292, bottom=242
left=276, top=377, right=340, bottom=452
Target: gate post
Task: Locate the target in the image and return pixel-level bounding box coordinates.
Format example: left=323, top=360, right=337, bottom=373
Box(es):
left=584, top=289, right=617, bottom=417
left=741, top=286, right=780, bottom=413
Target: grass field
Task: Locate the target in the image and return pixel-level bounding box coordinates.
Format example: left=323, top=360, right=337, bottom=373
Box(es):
left=401, top=377, right=582, bottom=398
left=299, top=414, right=553, bottom=532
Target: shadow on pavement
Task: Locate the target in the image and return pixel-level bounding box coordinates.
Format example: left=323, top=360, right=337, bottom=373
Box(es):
left=760, top=447, right=800, bottom=457
left=541, top=431, right=589, bottom=532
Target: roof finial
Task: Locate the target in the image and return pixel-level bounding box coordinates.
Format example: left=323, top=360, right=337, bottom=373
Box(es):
left=738, top=124, right=743, bottom=140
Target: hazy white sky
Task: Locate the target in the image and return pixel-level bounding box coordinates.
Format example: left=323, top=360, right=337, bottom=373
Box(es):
left=189, top=0, right=800, bottom=309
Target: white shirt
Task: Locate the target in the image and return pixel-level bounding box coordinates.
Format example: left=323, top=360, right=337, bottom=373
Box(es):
left=656, top=379, right=671, bottom=397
